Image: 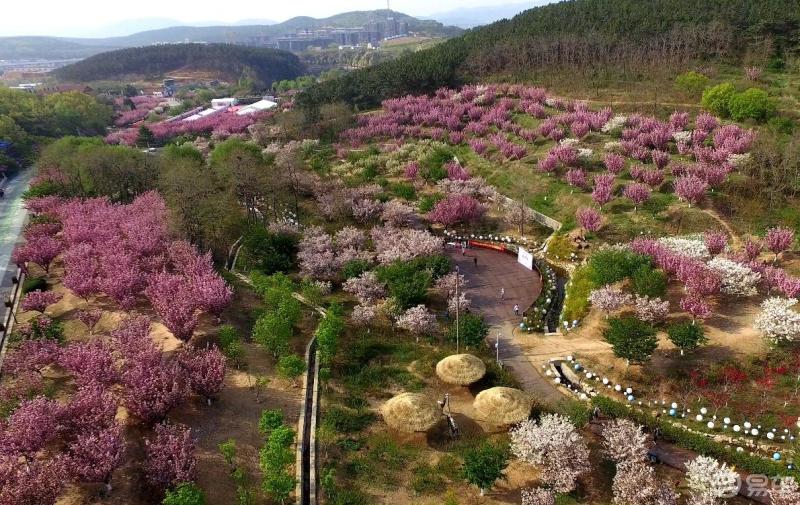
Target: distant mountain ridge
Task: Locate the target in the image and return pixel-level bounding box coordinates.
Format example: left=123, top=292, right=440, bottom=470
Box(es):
left=0, top=10, right=461, bottom=60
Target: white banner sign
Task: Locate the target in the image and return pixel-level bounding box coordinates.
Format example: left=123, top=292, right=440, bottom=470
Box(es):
left=517, top=247, right=533, bottom=270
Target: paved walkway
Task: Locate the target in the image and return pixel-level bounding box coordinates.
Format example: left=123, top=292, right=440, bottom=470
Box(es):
left=446, top=245, right=566, bottom=406
left=0, top=169, right=33, bottom=299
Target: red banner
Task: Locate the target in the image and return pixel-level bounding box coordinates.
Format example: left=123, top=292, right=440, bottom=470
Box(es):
left=468, top=240, right=507, bottom=252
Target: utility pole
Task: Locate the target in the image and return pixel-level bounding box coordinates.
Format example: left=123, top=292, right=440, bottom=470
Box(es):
left=495, top=332, right=501, bottom=365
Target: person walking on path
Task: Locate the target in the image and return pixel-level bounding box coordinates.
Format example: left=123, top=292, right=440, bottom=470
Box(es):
left=500, top=288, right=505, bottom=300
left=473, top=256, right=478, bottom=267
left=513, top=304, right=520, bottom=316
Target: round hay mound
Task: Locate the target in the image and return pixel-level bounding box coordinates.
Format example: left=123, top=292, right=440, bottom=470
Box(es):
left=473, top=387, right=532, bottom=425
left=381, top=392, right=441, bottom=432
left=436, top=354, right=486, bottom=385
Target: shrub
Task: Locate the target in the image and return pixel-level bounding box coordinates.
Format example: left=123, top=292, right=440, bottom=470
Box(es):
left=277, top=354, right=307, bottom=379
left=162, top=482, right=206, bottom=505
left=259, top=409, right=284, bottom=436
left=767, top=116, right=795, bottom=135
left=22, top=276, right=47, bottom=294
left=217, top=325, right=244, bottom=364
left=376, top=261, right=432, bottom=309
left=561, top=264, right=593, bottom=324
left=461, top=442, right=509, bottom=494
left=241, top=226, right=297, bottom=275
left=418, top=193, right=444, bottom=213
left=603, top=316, right=657, bottom=364
left=390, top=182, right=417, bottom=201
left=631, top=264, right=667, bottom=297
left=341, top=259, right=370, bottom=279
left=411, top=254, right=451, bottom=279
left=701, top=83, right=737, bottom=117
left=588, top=248, right=651, bottom=286
left=675, top=71, right=709, bottom=96
left=667, top=322, right=708, bottom=355
left=323, top=406, right=376, bottom=433
left=447, top=313, right=489, bottom=348
left=729, top=88, right=775, bottom=122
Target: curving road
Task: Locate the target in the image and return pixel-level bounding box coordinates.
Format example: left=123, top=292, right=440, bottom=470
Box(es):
left=0, top=169, right=33, bottom=298
left=446, top=244, right=565, bottom=406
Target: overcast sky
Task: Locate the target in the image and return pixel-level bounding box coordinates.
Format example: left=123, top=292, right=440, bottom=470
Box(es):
left=1, top=1, right=539, bottom=37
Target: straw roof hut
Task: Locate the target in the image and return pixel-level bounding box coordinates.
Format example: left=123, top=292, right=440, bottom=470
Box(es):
left=473, top=387, right=532, bottom=425
left=381, top=393, right=441, bottom=432
left=436, top=354, right=486, bottom=385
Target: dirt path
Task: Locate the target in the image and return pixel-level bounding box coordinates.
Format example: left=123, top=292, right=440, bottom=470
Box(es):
left=702, top=207, right=743, bottom=248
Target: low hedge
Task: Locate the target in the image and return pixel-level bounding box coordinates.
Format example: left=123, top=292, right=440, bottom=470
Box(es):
left=591, top=395, right=798, bottom=478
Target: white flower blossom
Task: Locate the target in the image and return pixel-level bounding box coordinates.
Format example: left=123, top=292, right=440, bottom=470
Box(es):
left=754, top=297, right=800, bottom=345
left=658, top=235, right=710, bottom=260
left=672, top=130, right=692, bottom=143
left=707, top=258, right=761, bottom=297
left=685, top=456, right=739, bottom=504
left=602, top=115, right=628, bottom=133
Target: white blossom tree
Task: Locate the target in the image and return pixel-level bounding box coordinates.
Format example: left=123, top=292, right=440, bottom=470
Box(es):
left=342, top=272, right=387, bottom=305
left=707, top=258, right=761, bottom=297
left=434, top=272, right=468, bottom=297
left=602, top=418, right=649, bottom=465
left=754, top=297, right=800, bottom=346
left=589, top=286, right=633, bottom=316
left=634, top=295, right=670, bottom=324
left=770, top=477, right=800, bottom=505
left=521, top=487, right=555, bottom=505
left=510, top=414, right=590, bottom=493
left=685, top=456, right=739, bottom=505
left=395, top=305, right=437, bottom=341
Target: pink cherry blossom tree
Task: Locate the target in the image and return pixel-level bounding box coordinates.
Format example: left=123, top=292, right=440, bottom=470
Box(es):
left=60, top=340, right=119, bottom=388
left=428, top=194, right=485, bottom=226
left=634, top=295, right=670, bottom=324
left=764, top=226, right=795, bottom=262
left=343, top=272, right=386, bottom=305
left=674, top=175, right=708, bottom=206
left=122, top=356, right=186, bottom=425
left=680, top=295, right=712, bottom=323
left=576, top=207, right=602, bottom=234
left=591, top=182, right=614, bottom=208
left=179, top=346, right=226, bottom=405
left=144, top=423, right=197, bottom=490
left=589, top=286, right=632, bottom=316
left=623, top=183, right=651, bottom=210
left=704, top=230, right=728, bottom=256
left=67, top=424, right=124, bottom=494
left=604, top=153, right=625, bottom=174
left=21, top=290, right=62, bottom=313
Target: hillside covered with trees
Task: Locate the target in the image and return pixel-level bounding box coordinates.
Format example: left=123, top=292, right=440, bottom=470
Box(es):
left=298, top=0, right=800, bottom=110
left=53, top=43, right=306, bottom=86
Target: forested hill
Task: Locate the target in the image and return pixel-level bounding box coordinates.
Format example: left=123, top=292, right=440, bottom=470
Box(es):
left=53, top=44, right=306, bottom=85
left=298, top=0, right=800, bottom=110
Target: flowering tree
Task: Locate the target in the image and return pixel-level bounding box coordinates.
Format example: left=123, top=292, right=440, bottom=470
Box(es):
left=770, top=477, right=800, bottom=505
left=704, top=231, right=727, bottom=256
left=21, top=290, right=62, bottom=313
left=60, top=340, right=119, bottom=388
left=428, top=194, right=485, bottom=226
left=447, top=293, right=471, bottom=316
left=612, top=463, right=677, bottom=505
left=13, top=235, right=63, bottom=273
left=680, top=295, right=712, bottom=322
left=343, top=272, right=386, bottom=305
left=565, top=169, right=588, bottom=190
left=602, top=418, right=648, bottom=464
left=522, top=488, right=555, bottom=505
left=604, top=153, right=625, bottom=174
left=381, top=199, right=416, bottom=227
left=0, top=456, right=66, bottom=505
left=371, top=226, right=443, bottom=264
left=396, top=305, right=437, bottom=341
left=351, top=304, right=378, bottom=327
left=634, top=295, right=669, bottom=324
left=754, top=297, right=800, bottom=346
left=743, top=238, right=763, bottom=262
left=122, top=356, right=186, bottom=425
left=67, top=424, right=124, bottom=493
left=592, top=182, right=614, bottom=208
left=576, top=207, right=602, bottom=234
left=144, top=423, right=197, bottom=490
left=60, top=386, right=118, bottom=437
left=0, top=396, right=62, bottom=458
left=674, top=175, right=708, bottom=206
left=145, top=272, right=199, bottom=341
left=685, top=456, right=739, bottom=505
left=589, top=286, right=632, bottom=316
left=297, top=226, right=337, bottom=280
left=707, top=258, right=761, bottom=297
left=179, top=346, right=227, bottom=404
left=764, top=227, right=795, bottom=262
left=510, top=414, right=590, bottom=493
left=435, top=272, right=468, bottom=297
left=623, top=183, right=651, bottom=210
left=76, top=309, right=103, bottom=333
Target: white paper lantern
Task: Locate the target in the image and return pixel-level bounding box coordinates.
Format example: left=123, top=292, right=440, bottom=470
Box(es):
left=744, top=422, right=752, bottom=429
left=767, top=432, right=775, bottom=440
left=751, top=429, right=759, bottom=436
left=671, top=402, right=678, bottom=409
left=733, top=425, right=741, bottom=432
left=625, top=387, right=633, bottom=395
left=723, top=417, right=731, bottom=425
left=707, top=422, right=715, bottom=429
left=695, top=415, right=703, bottom=422
left=700, top=407, right=708, bottom=415
left=602, top=378, right=609, bottom=385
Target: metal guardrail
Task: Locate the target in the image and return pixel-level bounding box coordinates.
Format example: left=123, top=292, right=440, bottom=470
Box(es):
left=0, top=267, right=26, bottom=377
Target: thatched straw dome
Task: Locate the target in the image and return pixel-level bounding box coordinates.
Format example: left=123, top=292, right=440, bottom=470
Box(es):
left=436, top=354, right=487, bottom=385
left=473, top=387, right=532, bottom=425
left=381, top=393, right=441, bottom=432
